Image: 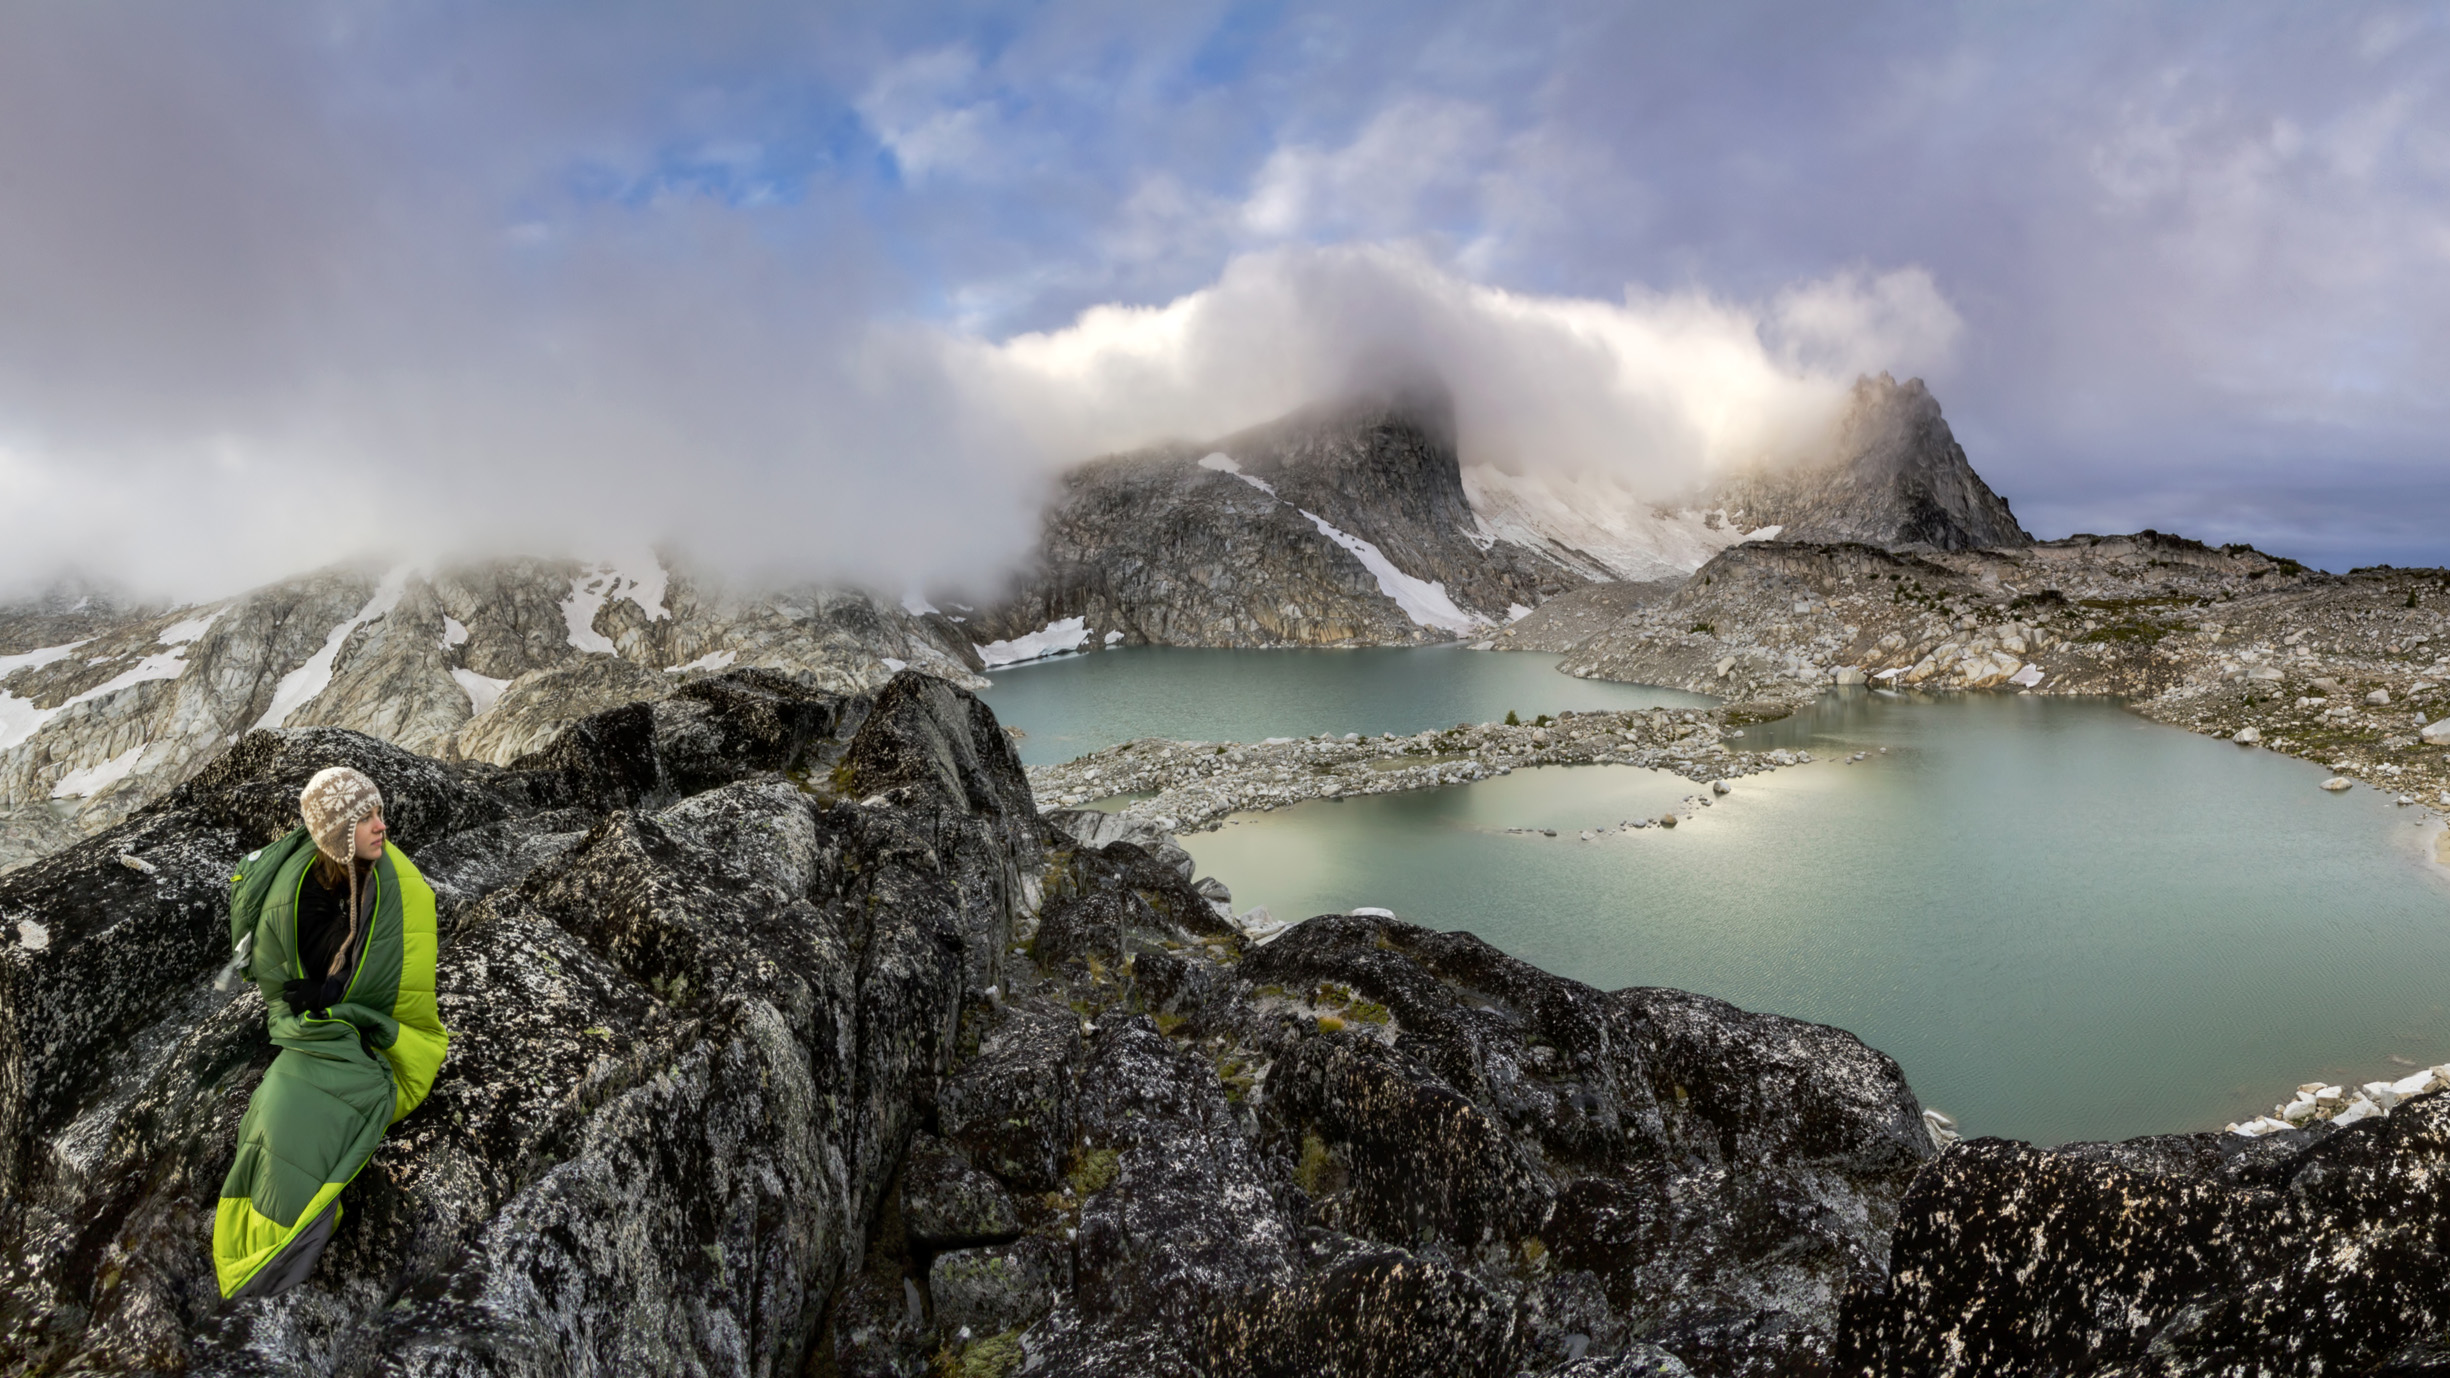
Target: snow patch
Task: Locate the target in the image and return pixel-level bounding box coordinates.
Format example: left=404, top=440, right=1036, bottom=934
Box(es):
left=609, top=551, right=670, bottom=620
left=561, top=573, right=621, bottom=654
left=0, top=693, right=54, bottom=753
left=1506, top=603, right=1534, bottom=623
left=901, top=592, right=939, bottom=616
left=1198, top=452, right=1277, bottom=496
left=0, top=640, right=91, bottom=752
left=0, top=640, right=88, bottom=681
left=451, top=668, right=511, bottom=717
left=1462, top=465, right=1769, bottom=582
left=666, top=649, right=737, bottom=674
left=2008, top=664, right=2045, bottom=688
left=881, top=657, right=908, bottom=673
left=1298, top=511, right=1483, bottom=634
left=16, top=919, right=47, bottom=951
left=256, top=565, right=413, bottom=730
left=977, top=617, right=1092, bottom=668
left=561, top=555, right=671, bottom=655
left=50, top=746, right=145, bottom=799
left=1104, top=629, right=1125, bottom=645
left=441, top=616, right=470, bottom=649
left=157, top=608, right=222, bottom=646
left=77, top=652, right=191, bottom=701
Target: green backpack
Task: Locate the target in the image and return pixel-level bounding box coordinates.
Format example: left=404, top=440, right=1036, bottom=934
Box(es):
left=214, top=829, right=316, bottom=990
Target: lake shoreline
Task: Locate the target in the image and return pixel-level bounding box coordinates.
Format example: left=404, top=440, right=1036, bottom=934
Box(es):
left=1023, top=703, right=1809, bottom=837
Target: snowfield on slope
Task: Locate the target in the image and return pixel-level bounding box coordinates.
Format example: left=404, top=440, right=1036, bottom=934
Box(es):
left=978, top=616, right=1092, bottom=668
left=1463, top=464, right=1773, bottom=582
left=1299, top=510, right=1482, bottom=635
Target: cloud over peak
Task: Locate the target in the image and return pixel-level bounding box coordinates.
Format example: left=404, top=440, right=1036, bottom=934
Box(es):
left=974, top=244, right=1962, bottom=489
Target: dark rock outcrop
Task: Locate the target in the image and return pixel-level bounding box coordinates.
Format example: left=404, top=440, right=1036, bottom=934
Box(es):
left=1838, top=1104, right=2450, bottom=1375
left=920, top=905, right=1935, bottom=1378
left=0, top=667, right=1035, bottom=1375
left=1712, top=375, right=2030, bottom=552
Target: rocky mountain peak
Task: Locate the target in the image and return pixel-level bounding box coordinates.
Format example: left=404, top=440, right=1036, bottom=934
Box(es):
left=1210, top=383, right=1473, bottom=553
left=1715, top=372, right=2031, bottom=551
left=974, top=384, right=1577, bottom=652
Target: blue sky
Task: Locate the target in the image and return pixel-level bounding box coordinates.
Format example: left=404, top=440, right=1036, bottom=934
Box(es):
left=1, top=2, right=2445, bottom=594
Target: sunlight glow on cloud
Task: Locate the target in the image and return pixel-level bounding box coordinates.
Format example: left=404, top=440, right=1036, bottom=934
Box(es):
left=972, top=244, right=1961, bottom=489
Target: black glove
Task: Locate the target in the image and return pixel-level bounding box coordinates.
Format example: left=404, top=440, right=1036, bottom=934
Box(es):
left=282, top=976, right=343, bottom=1015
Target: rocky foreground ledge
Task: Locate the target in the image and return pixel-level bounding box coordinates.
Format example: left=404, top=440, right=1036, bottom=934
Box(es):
left=1025, top=707, right=1807, bottom=836
left=2, top=671, right=2445, bottom=1376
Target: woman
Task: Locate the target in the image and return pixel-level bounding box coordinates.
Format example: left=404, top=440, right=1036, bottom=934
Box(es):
left=211, top=766, right=450, bottom=1300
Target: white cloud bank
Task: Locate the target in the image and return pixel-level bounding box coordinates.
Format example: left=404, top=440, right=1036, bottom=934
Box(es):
left=966, top=243, right=1960, bottom=496
left=0, top=10, right=1966, bottom=604
left=0, top=241, right=1957, bottom=603
left=0, top=17, right=1958, bottom=602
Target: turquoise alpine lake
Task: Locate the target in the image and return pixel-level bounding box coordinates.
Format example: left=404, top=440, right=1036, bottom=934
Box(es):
left=992, top=648, right=2450, bottom=1146
left=979, top=645, right=1715, bottom=766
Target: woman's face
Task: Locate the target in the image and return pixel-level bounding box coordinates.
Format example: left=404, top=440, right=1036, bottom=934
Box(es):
left=354, top=807, right=387, bottom=861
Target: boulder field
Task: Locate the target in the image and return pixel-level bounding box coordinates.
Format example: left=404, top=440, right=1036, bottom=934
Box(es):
left=1, top=671, right=2443, bottom=1376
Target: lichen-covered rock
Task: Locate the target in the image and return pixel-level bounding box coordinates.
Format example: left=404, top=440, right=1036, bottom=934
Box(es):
left=1552, top=1344, right=1695, bottom=1376
left=930, top=1235, right=1062, bottom=1339
left=449, top=655, right=677, bottom=767
left=936, top=1008, right=1081, bottom=1194
left=1837, top=1096, right=2450, bottom=1375
left=1206, top=1250, right=1529, bottom=1377
left=0, top=667, right=1031, bottom=1375
left=1066, top=1019, right=1299, bottom=1335
left=901, top=1133, right=1024, bottom=1249
left=822, top=1247, right=934, bottom=1378
left=958, top=884, right=1934, bottom=1378
left=838, top=672, right=1039, bottom=832
left=1228, top=914, right=1930, bottom=1377
left=1032, top=889, right=1162, bottom=975
left=503, top=667, right=852, bottom=814
left=1262, top=1031, right=1554, bottom=1251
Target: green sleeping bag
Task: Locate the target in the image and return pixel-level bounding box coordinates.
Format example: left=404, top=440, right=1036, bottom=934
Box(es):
left=212, top=829, right=449, bottom=1299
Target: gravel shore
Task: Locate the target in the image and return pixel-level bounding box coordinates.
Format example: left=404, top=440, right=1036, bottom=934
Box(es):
left=1024, top=705, right=1809, bottom=834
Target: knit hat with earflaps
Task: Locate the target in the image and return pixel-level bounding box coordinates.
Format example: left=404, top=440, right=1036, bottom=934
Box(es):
left=298, top=766, right=383, bottom=979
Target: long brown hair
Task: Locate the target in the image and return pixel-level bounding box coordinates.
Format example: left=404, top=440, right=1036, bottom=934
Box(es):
left=311, top=851, right=374, bottom=978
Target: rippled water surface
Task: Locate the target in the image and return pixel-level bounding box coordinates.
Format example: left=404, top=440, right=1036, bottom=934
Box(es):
left=980, top=645, right=1714, bottom=766
left=993, top=648, right=2450, bottom=1145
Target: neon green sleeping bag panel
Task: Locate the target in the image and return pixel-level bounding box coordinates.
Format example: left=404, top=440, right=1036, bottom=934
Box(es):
left=212, top=831, right=449, bottom=1299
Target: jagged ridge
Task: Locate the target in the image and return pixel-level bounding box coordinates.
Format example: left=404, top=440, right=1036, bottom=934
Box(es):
left=1711, top=374, right=2030, bottom=552
left=0, top=557, right=981, bottom=870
